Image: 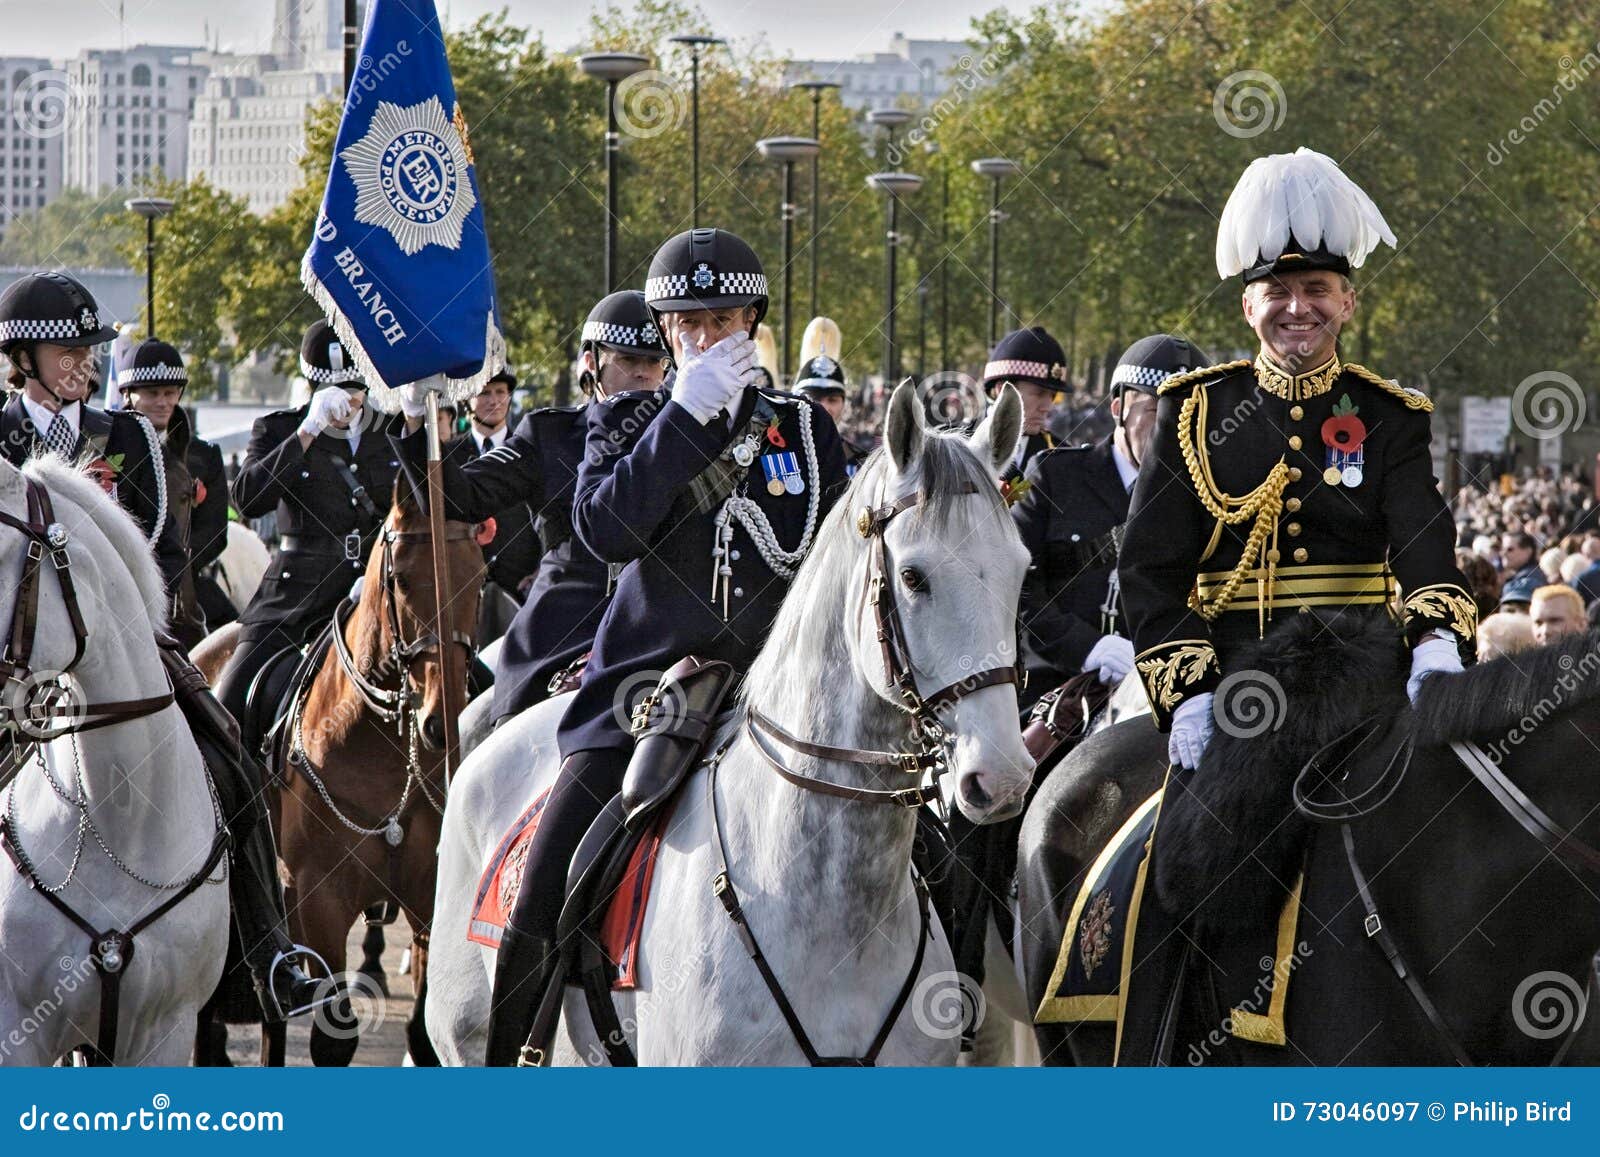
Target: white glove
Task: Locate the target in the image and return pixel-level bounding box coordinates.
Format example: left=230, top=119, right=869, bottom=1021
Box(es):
left=1082, top=634, right=1135, bottom=685
left=299, top=385, right=355, bottom=439
left=398, top=381, right=430, bottom=420
left=671, top=332, right=755, bottom=425
left=1407, top=633, right=1463, bottom=704
left=1168, top=692, right=1214, bottom=771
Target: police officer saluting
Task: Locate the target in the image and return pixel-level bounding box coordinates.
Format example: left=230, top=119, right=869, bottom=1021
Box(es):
left=1011, top=335, right=1205, bottom=694
left=1121, top=147, right=1474, bottom=771
left=983, top=325, right=1067, bottom=481
left=484, top=227, right=848, bottom=1065
left=215, top=320, right=403, bottom=746
left=395, top=290, right=671, bottom=726
left=115, top=337, right=230, bottom=646
left=0, top=273, right=184, bottom=590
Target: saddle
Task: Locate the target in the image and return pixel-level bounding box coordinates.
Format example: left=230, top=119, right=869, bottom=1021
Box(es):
left=255, top=625, right=337, bottom=779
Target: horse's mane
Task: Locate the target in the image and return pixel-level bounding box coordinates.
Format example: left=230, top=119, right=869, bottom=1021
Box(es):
left=21, top=455, right=168, bottom=632
left=1412, top=629, right=1600, bottom=748
left=742, top=429, right=1006, bottom=706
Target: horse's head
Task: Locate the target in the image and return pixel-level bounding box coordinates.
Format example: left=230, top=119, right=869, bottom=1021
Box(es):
left=851, top=382, right=1035, bottom=822
left=365, top=477, right=486, bottom=752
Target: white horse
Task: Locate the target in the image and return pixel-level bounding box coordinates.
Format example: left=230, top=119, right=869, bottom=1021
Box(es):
left=213, top=521, right=269, bottom=615
left=0, top=456, right=229, bottom=1066
left=428, top=383, right=1036, bottom=1065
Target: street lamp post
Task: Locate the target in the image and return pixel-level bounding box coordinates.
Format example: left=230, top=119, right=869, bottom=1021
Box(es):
left=125, top=196, right=175, bottom=338
left=668, top=34, right=725, bottom=227
left=971, top=157, right=1021, bottom=351
left=756, top=137, right=820, bottom=384
left=866, top=108, right=912, bottom=164
left=924, top=140, right=949, bottom=371
left=787, top=79, right=838, bottom=318
left=579, top=53, right=651, bottom=295
left=866, top=171, right=923, bottom=385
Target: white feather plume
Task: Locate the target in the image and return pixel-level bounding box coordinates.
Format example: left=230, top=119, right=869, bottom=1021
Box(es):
left=1215, top=147, right=1396, bottom=279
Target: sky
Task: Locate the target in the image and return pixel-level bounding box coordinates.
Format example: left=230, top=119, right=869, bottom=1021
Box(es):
left=0, top=0, right=1053, bottom=62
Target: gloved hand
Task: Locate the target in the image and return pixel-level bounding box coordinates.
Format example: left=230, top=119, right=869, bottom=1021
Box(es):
left=671, top=332, right=755, bottom=425
left=299, top=385, right=356, bottom=439
left=398, top=381, right=431, bottom=420
left=1082, top=634, right=1136, bottom=685
left=1168, top=692, right=1214, bottom=771
left=1407, top=633, right=1463, bottom=704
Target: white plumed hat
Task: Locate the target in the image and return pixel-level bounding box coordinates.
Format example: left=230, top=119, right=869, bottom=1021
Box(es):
left=1215, top=147, right=1396, bottom=282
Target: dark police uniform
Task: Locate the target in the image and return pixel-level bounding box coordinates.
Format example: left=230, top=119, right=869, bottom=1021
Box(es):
left=395, top=404, right=609, bottom=725
left=187, top=432, right=234, bottom=627
left=1011, top=438, right=1130, bottom=684
left=461, top=424, right=541, bottom=598
left=1121, top=353, right=1477, bottom=729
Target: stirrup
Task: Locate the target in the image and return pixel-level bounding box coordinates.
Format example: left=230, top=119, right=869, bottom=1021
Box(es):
left=266, top=945, right=338, bottom=1020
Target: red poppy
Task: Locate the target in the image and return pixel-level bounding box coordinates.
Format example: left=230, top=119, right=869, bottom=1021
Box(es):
left=84, top=457, right=119, bottom=494
left=193, top=479, right=207, bottom=506
left=765, top=419, right=786, bottom=449
left=475, top=517, right=497, bottom=547
left=1320, top=394, right=1366, bottom=452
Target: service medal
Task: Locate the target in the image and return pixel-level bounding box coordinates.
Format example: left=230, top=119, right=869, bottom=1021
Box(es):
left=1342, top=465, right=1363, bottom=487
left=779, top=451, right=804, bottom=495
left=767, top=478, right=786, bottom=496
left=732, top=439, right=755, bottom=468
left=1323, top=466, right=1343, bottom=486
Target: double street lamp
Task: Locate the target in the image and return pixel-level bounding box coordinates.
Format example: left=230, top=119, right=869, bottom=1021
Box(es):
left=971, top=157, right=1021, bottom=351
left=756, top=136, right=820, bottom=384
left=787, top=78, right=839, bottom=318
left=866, top=171, right=923, bottom=386
left=125, top=196, right=175, bottom=338
left=668, top=34, right=725, bottom=227
left=578, top=52, right=651, bottom=295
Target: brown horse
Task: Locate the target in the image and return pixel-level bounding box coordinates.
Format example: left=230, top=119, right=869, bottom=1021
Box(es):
left=279, top=481, right=483, bottom=1065
left=193, top=482, right=484, bottom=1065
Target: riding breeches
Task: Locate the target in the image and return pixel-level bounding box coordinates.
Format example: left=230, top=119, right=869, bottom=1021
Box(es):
left=215, top=626, right=301, bottom=756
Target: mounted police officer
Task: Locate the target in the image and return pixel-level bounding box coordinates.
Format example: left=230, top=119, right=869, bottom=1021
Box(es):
left=0, top=273, right=184, bottom=592
left=1114, top=149, right=1475, bottom=1063
left=395, top=290, right=671, bottom=725
left=215, top=320, right=404, bottom=746
left=983, top=326, right=1067, bottom=481
left=115, top=338, right=229, bottom=648
left=483, top=227, right=849, bottom=1065
left=1012, top=335, right=1205, bottom=696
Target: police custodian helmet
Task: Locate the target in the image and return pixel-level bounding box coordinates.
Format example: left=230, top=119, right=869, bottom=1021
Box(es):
left=643, top=227, right=768, bottom=334
left=0, top=271, right=119, bottom=356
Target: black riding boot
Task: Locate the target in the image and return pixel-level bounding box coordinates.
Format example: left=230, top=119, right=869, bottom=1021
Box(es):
left=484, top=748, right=629, bottom=1066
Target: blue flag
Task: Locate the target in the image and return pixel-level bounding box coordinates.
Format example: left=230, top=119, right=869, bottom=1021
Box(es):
left=300, top=0, right=503, bottom=407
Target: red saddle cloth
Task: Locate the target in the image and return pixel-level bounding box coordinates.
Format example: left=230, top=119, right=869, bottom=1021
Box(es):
left=467, top=792, right=671, bottom=991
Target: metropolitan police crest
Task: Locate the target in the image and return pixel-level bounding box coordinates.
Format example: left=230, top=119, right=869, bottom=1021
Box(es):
left=340, top=95, right=478, bottom=256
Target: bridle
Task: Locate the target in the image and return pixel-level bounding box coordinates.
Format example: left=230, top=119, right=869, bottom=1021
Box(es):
left=0, top=478, right=175, bottom=784
left=0, top=475, right=226, bottom=1066
left=1295, top=713, right=1600, bottom=1066
left=744, top=481, right=1024, bottom=809
left=288, top=519, right=479, bottom=851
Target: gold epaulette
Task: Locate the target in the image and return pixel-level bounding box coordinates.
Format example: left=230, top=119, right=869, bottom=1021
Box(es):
left=1343, top=363, right=1433, bottom=412
left=1156, top=359, right=1252, bottom=397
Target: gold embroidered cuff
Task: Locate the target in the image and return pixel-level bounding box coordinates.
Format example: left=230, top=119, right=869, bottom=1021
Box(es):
left=1400, top=582, right=1478, bottom=643
left=1134, top=639, right=1221, bottom=728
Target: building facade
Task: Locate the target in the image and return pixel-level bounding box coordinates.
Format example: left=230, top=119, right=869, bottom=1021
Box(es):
left=786, top=34, right=975, bottom=112
left=0, top=59, right=66, bottom=233
left=60, top=45, right=214, bottom=193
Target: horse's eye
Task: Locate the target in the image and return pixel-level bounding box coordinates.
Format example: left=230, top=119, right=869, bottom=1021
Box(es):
left=900, top=567, right=928, bottom=593
left=392, top=574, right=409, bottom=595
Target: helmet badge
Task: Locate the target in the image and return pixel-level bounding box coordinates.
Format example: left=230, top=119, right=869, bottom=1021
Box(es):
left=692, top=262, right=716, bottom=291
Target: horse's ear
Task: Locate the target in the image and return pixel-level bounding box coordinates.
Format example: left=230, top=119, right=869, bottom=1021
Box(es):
left=970, top=384, right=1023, bottom=474
left=883, top=378, right=925, bottom=473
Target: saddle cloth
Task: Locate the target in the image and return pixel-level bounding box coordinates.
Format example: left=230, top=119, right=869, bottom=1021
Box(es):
left=1034, top=788, right=1306, bottom=1049
left=467, top=790, right=670, bottom=991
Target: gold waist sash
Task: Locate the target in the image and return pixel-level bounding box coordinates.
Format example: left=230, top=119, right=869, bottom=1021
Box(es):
left=1194, top=561, right=1396, bottom=615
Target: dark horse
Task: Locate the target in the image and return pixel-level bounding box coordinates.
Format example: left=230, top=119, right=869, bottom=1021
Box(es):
left=1018, top=612, right=1600, bottom=1065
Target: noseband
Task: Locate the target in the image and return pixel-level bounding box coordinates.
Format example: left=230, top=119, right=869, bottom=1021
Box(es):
left=0, top=479, right=175, bottom=784
left=746, top=482, right=1023, bottom=808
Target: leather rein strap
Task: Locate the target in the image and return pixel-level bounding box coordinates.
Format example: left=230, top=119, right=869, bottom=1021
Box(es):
left=744, top=484, right=1023, bottom=809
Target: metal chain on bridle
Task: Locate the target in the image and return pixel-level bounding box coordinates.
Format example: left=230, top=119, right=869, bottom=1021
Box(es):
left=286, top=521, right=478, bottom=845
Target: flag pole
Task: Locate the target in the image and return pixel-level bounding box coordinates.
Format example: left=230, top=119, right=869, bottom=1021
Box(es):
left=421, top=376, right=463, bottom=785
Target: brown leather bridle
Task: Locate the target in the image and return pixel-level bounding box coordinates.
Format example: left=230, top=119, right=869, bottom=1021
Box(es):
left=745, top=482, right=1024, bottom=808
left=0, top=478, right=175, bottom=782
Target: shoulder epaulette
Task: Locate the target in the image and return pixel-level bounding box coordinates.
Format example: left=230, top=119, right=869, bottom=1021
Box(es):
left=532, top=403, right=584, bottom=416
left=1156, top=359, right=1252, bottom=396
left=1343, top=363, right=1432, bottom=412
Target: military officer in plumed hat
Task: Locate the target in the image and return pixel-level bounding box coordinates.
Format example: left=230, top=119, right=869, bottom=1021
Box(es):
left=215, top=320, right=405, bottom=747
left=983, top=325, right=1067, bottom=481
left=116, top=337, right=231, bottom=646
left=0, top=273, right=185, bottom=592
left=1121, top=148, right=1474, bottom=770
left=395, top=290, right=671, bottom=725
left=482, top=227, right=849, bottom=1065
left=1012, top=334, right=1206, bottom=697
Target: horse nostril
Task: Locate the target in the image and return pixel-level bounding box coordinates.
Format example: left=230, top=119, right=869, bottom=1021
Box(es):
left=958, top=773, right=993, bottom=811
left=421, top=714, right=446, bottom=749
